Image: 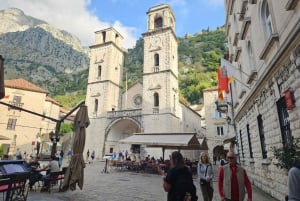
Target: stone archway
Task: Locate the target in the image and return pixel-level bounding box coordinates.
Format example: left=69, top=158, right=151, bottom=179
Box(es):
left=102, top=117, right=141, bottom=156
left=212, top=145, right=227, bottom=164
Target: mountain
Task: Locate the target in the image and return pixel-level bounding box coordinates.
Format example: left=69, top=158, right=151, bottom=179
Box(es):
left=0, top=8, right=227, bottom=105
left=0, top=8, right=89, bottom=96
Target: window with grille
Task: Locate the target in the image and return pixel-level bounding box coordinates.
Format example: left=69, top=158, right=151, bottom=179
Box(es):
left=7, top=118, right=17, bottom=130
left=257, top=114, right=267, bottom=159
left=240, top=130, right=244, bottom=158
left=277, top=97, right=292, bottom=147
left=246, top=124, right=253, bottom=158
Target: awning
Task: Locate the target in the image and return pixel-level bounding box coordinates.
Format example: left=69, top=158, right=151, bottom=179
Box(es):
left=0, top=135, right=10, bottom=140
left=223, top=136, right=236, bottom=144
left=119, top=133, right=208, bottom=150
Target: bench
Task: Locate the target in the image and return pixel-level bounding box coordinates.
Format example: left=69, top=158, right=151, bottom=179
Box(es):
left=41, top=168, right=66, bottom=193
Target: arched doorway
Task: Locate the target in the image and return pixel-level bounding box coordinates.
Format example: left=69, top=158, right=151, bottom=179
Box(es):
left=212, top=145, right=227, bottom=165
left=103, top=118, right=141, bottom=156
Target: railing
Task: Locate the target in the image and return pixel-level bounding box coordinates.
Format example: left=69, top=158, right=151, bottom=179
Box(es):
left=107, top=109, right=142, bottom=119
left=8, top=101, right=24, bottom=111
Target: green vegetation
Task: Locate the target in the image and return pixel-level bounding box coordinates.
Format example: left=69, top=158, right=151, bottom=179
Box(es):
left=59, top=122, right=74, bottom=136
left=272, top=136, right=300, bottom=170
left=53, top=90, right=86, bottom=109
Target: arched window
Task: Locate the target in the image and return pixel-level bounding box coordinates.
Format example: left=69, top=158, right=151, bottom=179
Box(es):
left=94, top=99, right=98, bottom=113
left=98, top=65, right=102, bottom=78
left=154, top=16, right=163, bottom=29
left=154, top=53, right=159, bottom=66
left=154, top=93, right=159, bottom=107
left=261, top=0, right=273, bottom=38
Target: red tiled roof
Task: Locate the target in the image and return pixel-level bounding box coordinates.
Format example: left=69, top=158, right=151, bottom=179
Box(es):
left=4, top=79, right=48, bottom=94
left=46, top=96, right=62, bottom=106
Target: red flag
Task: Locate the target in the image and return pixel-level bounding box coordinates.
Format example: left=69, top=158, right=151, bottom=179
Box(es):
left=217, top=67, right=229, bottom=94
left=218, top=87, right=224, bottom=102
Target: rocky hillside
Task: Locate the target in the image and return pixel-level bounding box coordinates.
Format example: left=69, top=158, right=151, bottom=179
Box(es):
left=0, top=8, right=89, bottom=96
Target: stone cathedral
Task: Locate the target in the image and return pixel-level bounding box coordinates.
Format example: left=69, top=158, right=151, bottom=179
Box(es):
left=84, top=4, right=203, bottom=159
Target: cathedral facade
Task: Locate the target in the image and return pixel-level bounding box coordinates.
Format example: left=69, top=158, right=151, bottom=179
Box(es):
left=85, top=4, right=204, bottom=159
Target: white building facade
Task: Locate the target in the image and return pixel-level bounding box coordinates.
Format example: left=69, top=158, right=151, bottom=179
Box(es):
left=224, top=0, right=300, bottom=200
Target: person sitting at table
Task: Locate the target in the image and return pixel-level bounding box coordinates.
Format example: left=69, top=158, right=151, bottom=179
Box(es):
left=28, top=156, right=43, bottom=190
left=41, top=155, right=60, bottom=190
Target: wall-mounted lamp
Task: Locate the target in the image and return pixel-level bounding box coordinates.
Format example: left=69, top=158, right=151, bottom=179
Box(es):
left=226, top=116, right=232, bottom=125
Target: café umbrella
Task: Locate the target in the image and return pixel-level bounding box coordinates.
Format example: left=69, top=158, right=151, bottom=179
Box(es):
left=61, top=104, right=90, bottom=191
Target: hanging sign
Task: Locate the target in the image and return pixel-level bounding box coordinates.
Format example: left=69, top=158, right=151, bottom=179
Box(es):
left=284, top=88, right=295, bottom=110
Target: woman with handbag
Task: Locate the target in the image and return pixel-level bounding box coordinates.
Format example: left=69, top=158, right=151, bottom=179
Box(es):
left=161, top=151, right=198, bottom=201
left=197, top=152, right=214, bottom=201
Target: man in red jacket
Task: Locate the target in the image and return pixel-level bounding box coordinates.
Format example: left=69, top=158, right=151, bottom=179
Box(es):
left=218, top=151, right=252, bottom=201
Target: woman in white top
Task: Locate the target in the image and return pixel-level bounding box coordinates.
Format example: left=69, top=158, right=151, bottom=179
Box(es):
left=197, top=152, right=214, bottom=201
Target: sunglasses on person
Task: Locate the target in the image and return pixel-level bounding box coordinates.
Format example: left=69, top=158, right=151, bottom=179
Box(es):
left=227, top=156, right=235, bottom=159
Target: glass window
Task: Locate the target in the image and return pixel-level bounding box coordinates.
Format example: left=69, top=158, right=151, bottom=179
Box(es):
left=154, top=93, right=159, bottom=107
left=94, top=99, right=98, bottom=113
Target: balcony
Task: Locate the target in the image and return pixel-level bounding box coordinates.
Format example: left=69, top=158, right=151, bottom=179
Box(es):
left=246, top=70, right=258, bottom=85
left=233, top=32, right=239, bottom=47
left=8, top=101, right=24, bottom=111
left=240, top=17, right=251, bottom=40
left=285, top=0, right=298, bottom=10
left=153, top=107, right=159, bottom=114
left=259, top=33, right=279, bottom=60
left=238, top=0, right=248, bottom=21
left=238, top=89, right=247, bottom=99
left=234, top=47, right=242, bottom=62
left=107, top=109, right=142, bottom=119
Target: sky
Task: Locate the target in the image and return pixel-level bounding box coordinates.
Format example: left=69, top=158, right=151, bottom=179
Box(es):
left=0, top=0, right=225, bottom=49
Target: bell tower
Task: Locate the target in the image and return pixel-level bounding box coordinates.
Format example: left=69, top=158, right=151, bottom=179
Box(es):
left=142, top=4, right=181, bottom=133
left=86, top=27, right=125, bottom=117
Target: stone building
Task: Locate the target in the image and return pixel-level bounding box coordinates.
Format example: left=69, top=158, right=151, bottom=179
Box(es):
left=0, top=79, right=61, bottom=158
left=224, top=0, right=300, bottom=200
left=203, top=87, right=235, bottom=162
left=85, top=4, right=204, bottom=160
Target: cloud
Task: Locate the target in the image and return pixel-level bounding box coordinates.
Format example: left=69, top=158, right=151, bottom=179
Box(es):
left=0, top=0, right=137, bottom=48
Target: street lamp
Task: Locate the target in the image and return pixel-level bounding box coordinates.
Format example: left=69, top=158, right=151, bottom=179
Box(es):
left=49, top=131, right=60, bottom=157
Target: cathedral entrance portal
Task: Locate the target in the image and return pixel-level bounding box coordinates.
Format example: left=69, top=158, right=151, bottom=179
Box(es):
left=103, top=118, right=141, bottom=156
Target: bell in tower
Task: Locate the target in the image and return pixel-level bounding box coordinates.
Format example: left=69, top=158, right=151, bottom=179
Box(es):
left=146, top=4, right=175, bottom=32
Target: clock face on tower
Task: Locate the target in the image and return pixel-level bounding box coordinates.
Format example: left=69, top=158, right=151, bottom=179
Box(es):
left=133, top=94, right=143, bottom=106
left=149, top=36, right=161, bottom=49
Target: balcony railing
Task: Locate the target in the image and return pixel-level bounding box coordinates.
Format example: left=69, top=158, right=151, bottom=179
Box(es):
left=8, top=101, right=24, bottom=111
left=107, top=109, right=142, bottom=119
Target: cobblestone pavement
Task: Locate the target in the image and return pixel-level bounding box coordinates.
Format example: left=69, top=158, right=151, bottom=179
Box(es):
left=27, top=161, right=278, bottom=201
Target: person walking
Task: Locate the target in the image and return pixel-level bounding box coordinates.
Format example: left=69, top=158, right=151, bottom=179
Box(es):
left=86, top=149, right=90, bottom=163
left=161, top=151, right=198, bottom=201
left=91, top=150, right=95, bottom=163
left=218, top=151, right=252, bottom=201
left=197, top=152, right=214, bottom=201
left=287, top=163, right=300, bottom=201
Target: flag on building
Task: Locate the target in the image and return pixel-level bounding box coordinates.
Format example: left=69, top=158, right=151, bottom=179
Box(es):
left=218, top=87, right=224, bottom=102
left=217, top=67, right=230, bottom=94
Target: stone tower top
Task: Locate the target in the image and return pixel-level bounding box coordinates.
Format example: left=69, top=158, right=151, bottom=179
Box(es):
left=94, top=27, right=123, bottom=47
left=146, top=4, right=175, bottom=32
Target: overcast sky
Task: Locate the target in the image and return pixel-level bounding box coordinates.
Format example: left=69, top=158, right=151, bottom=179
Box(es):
left=0, top=0, right=225, bottom=49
